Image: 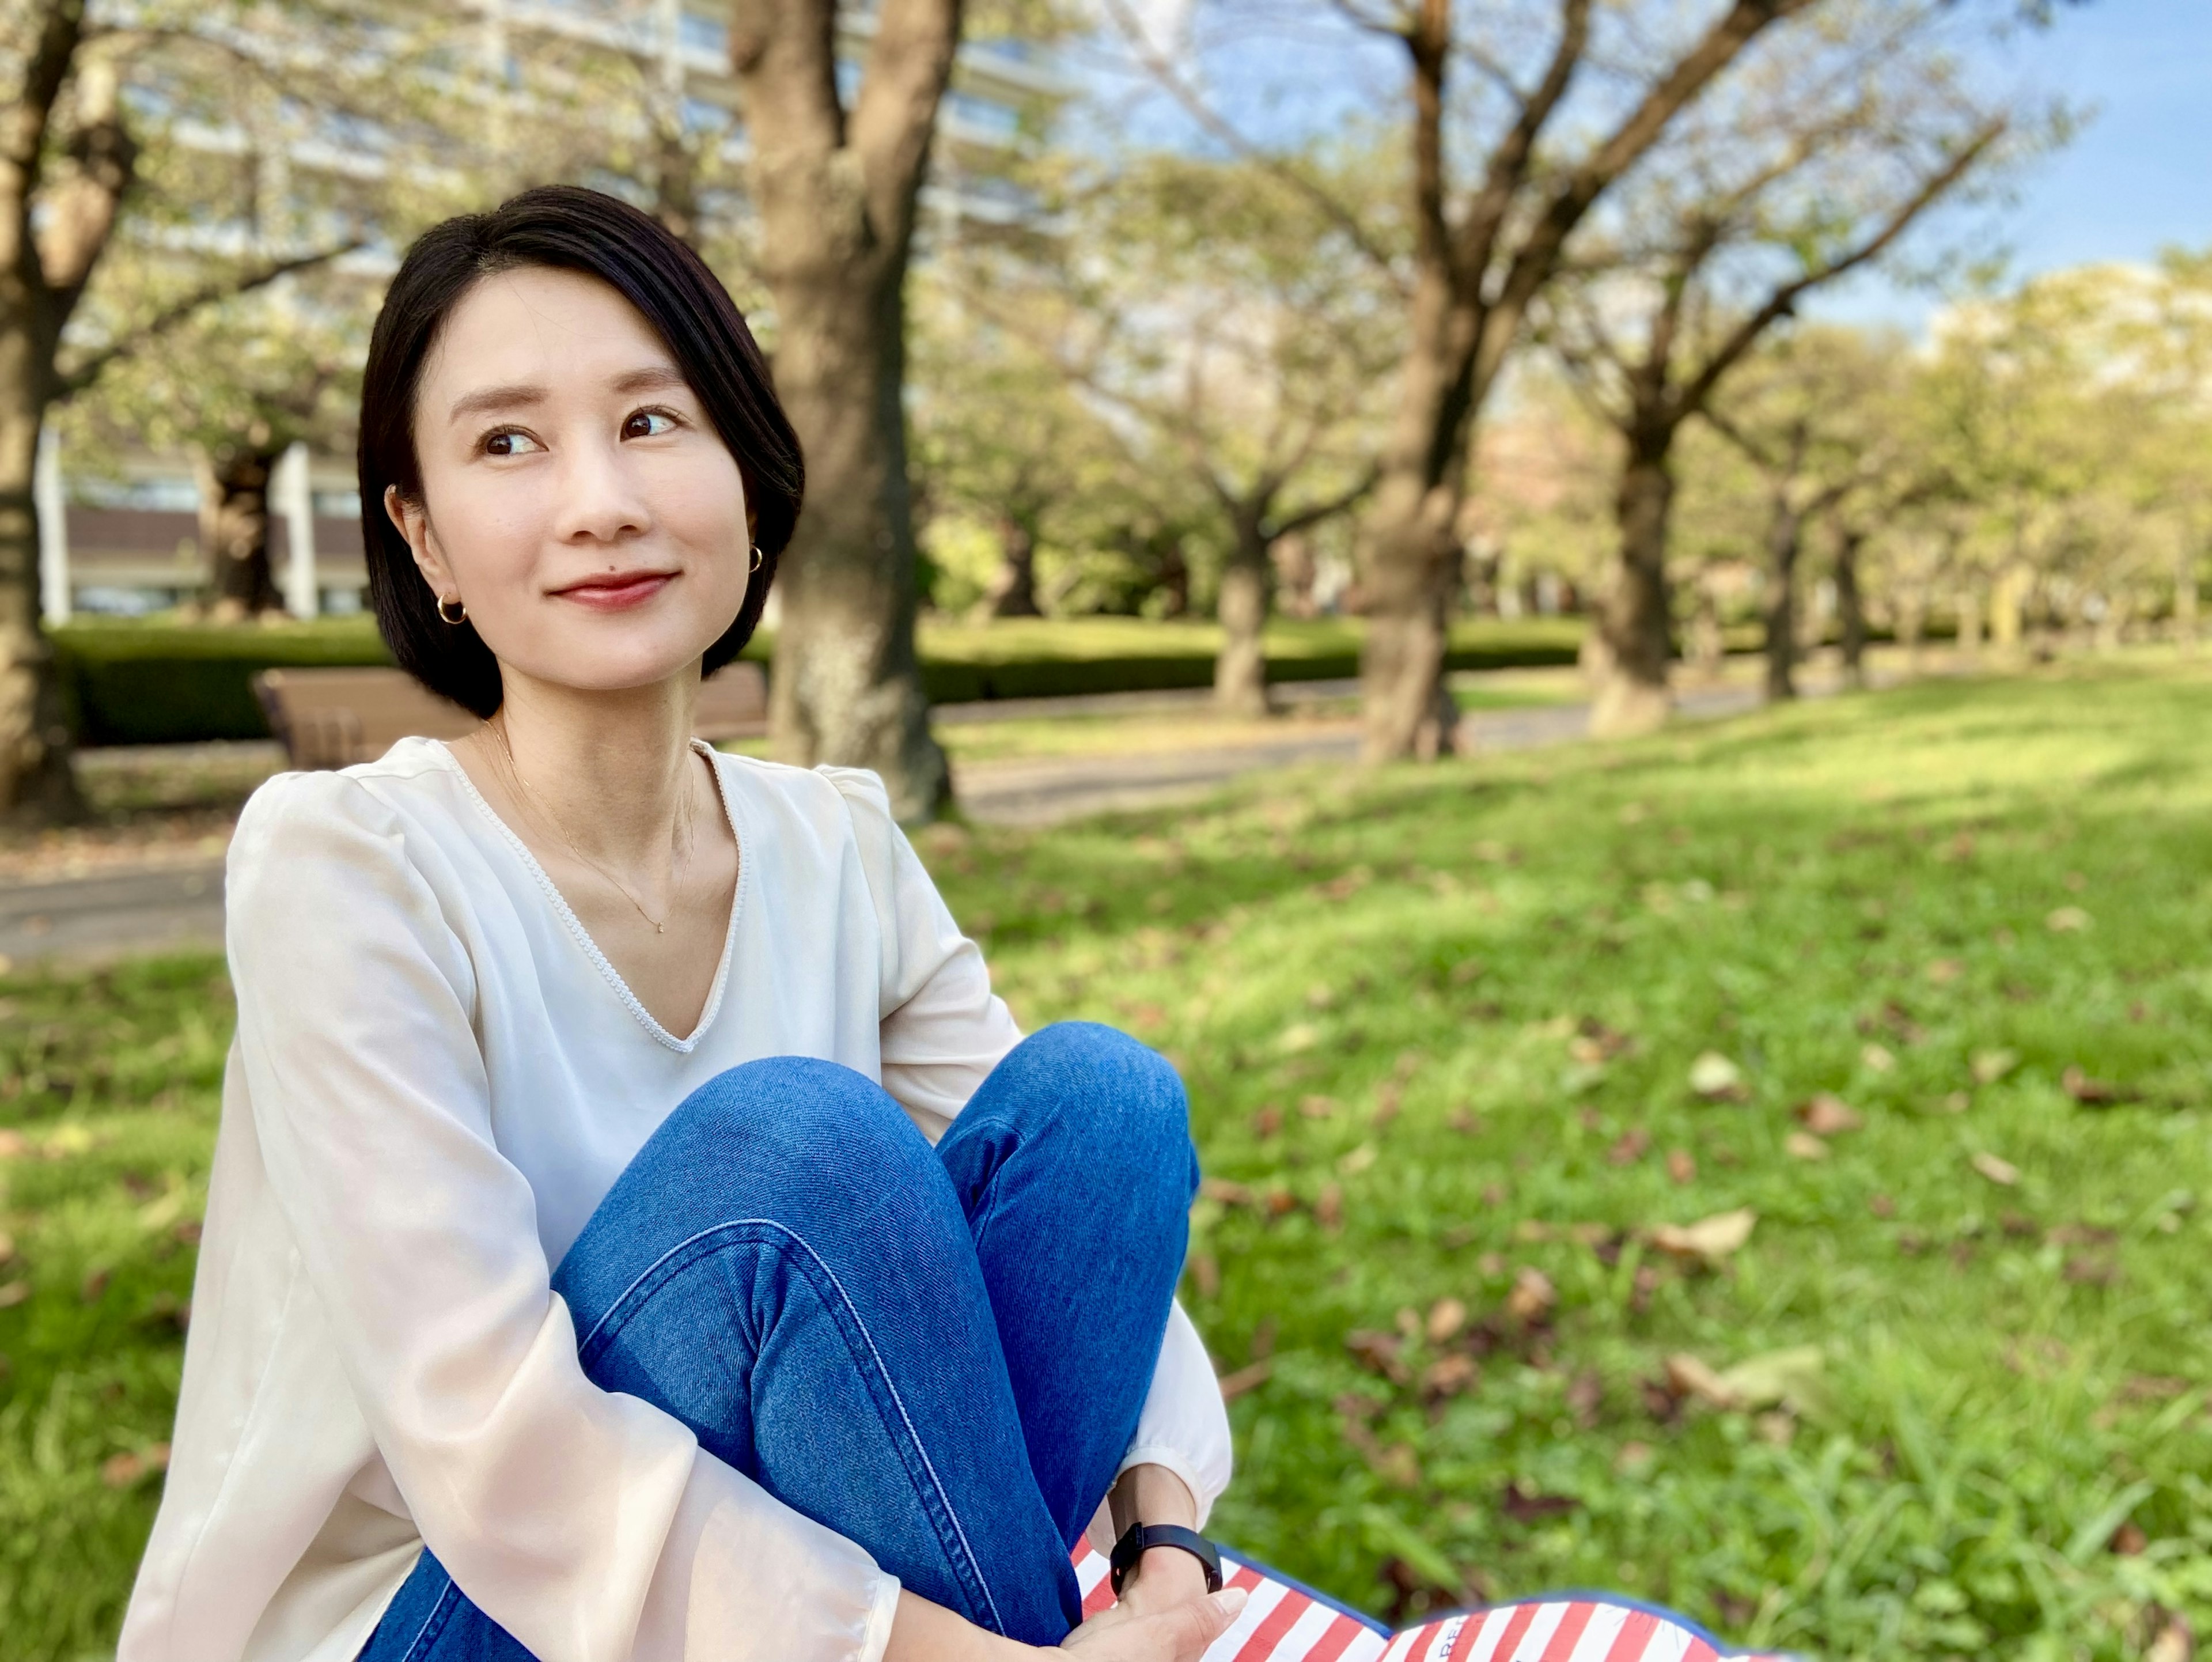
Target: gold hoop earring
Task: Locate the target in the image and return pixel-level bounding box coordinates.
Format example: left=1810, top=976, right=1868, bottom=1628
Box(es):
left=748, top=544, right=763, bottom=573
left=437, top=596, right=467, bottom=626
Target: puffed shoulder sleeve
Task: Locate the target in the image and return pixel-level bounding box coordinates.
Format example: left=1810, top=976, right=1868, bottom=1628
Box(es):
left=225, top=774, right=899, bottom=1662
left=819, top=766, right=1022, bottom=1137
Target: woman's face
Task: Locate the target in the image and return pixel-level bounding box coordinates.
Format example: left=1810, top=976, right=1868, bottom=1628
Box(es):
left=388, top=266, right=752, bottom=697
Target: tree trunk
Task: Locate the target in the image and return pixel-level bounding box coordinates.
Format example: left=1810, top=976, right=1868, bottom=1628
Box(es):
left=0, top=374, right=82, bottom=823
left=2175, top=542, right=2199, bottom=653
left=1588, top=443, right=1675, bottom=736
left=1357, top=272, right=1473, bottom=762
left=198, top=445, right=283, bottom=619
left=1763, top=495, right=1804, bottom=701
left=1214, top=511, right=1272, bottom=718
left=733, top=0, right=959, bottom=821
left=1898, top=582, right=1927, bottom=676
left=1956, top=586, right=1982, bottom=657
left=1834, top=526, right=1866, bottom=690
left=1990, top=561, right=2027, bottom=657
left=983, top=513, right=1039, bottom=617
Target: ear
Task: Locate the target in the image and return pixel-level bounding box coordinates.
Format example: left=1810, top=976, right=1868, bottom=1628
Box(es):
left=386, top=484, right=459, bottom=608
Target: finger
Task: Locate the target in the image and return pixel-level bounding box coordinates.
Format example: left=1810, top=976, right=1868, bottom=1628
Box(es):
left=1156, top=1586, right=1248, bottom=1659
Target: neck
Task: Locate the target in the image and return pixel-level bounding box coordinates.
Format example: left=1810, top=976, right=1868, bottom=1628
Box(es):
left=480, top=668, right=703, bottom=870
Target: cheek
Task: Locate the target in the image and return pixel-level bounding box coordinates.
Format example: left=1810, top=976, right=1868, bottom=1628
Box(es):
left=421, top=468, right=548, bottom=588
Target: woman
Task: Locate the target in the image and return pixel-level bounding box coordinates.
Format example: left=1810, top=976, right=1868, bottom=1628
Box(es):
left=121, top=187, right=1244, bottom=1662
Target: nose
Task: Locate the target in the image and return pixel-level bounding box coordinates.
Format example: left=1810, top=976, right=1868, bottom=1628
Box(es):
left=550, top=429, right=650, bottom=548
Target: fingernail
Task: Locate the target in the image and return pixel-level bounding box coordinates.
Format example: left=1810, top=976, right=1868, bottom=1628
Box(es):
left=1213, top=1587, right=1249, bottom=1617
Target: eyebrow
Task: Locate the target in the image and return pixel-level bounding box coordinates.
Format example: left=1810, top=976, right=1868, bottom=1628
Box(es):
left=445, top=364, right=691, bottom=424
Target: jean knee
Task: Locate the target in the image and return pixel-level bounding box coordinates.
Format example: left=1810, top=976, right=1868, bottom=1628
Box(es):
left=999, top=1023, right=1196, bottom=1210
left=658, top=1055, right=938, bottom=1211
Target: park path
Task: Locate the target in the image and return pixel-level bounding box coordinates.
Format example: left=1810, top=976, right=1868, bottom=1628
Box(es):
left=0, top=681, right=1763, bottom=967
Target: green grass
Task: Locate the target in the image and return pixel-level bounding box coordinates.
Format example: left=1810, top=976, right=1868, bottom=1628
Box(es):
left=7, top=658, right=2212, bottom=1659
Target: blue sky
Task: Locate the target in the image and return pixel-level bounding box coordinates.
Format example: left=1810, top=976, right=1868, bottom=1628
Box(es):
left=1807, top=0, right=2210, bottom=327
left=1995, top=0, right=2210, bottom=274
left=1101, top=1, right=2211, bottom=334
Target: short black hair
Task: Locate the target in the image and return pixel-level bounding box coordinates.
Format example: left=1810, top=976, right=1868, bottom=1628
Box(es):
left=357, top=185, right=801, bottom=718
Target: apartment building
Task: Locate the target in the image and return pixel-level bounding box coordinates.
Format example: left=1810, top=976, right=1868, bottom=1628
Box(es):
left=44, top=0, right=1062, bottom=621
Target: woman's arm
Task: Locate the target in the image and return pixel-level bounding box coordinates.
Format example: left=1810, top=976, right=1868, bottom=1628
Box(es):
left=885, top=1584, right=1247, bottom=1662
left=229, top=779, right=896, bottom=1662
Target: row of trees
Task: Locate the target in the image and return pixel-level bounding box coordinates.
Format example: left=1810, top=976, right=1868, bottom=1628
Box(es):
left=0, top=0, right=2109, bottom=823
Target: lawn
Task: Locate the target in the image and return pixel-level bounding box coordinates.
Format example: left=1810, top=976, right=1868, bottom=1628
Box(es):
left=6, top=658, right=2212, bottom=1660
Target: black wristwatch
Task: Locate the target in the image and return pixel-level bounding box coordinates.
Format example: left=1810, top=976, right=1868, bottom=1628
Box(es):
left=1109, top=1521, right=1222, bottom=1596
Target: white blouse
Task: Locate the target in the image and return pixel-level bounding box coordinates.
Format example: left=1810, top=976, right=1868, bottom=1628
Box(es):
left=120, top=739, right=1231, bottom=1662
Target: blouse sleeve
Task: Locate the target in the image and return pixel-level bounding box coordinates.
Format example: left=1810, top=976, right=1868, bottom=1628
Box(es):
left=226, top=774, right=899, bottom=1662
left=823, top=767, right=1233, bottom=1526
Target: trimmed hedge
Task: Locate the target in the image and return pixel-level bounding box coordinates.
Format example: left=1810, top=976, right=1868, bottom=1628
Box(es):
left=52, top=615, right=1586, bottom=746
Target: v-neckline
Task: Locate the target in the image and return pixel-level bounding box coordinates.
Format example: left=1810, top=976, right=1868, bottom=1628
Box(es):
left=436, top=737, right=749, bottom=1053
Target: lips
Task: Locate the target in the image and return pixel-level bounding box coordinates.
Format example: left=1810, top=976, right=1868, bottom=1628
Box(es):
left=553, top=571, right=675, bottom=612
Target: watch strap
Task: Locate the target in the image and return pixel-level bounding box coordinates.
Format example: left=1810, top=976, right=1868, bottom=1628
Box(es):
left=1109, top=1521, right=1223, bottom=1596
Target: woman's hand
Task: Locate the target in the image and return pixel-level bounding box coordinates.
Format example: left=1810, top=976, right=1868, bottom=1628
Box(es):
left=1059, top=1585, right=1247, bottom=1660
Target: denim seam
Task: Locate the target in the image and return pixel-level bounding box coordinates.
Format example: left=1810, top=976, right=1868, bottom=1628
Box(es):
left=573, top=1217, right=1010, bottom=1637
left=397, top=1575, right=458, bottom=1662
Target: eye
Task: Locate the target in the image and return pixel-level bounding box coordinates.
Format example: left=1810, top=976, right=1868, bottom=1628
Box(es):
left=623, top=408, right=680, bottom=440
left=482, top=429, right=543, bottom=457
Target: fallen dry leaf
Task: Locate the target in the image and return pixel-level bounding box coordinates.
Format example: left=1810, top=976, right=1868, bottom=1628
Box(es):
left=1665, top=1353, right=1740, bottom=1409
left=1972, top=1151, right=2021, bottom=1187
left=100, top=1444, right=169, bottom=1489
left=2111, top=1521, right=2149, bottom=1556
left=1925, top=958, right=1964, bottom=985
left=1345, top=1330, right=1410, bottom=1384
left=1861, top=1043, right=1896, bottom=1073
left=1649, top=1207, right=1758, bottom=1264
left=1869, top=1193, right=1896, bottom=1218
left=1796, top=1093, right=1863, bottom=1135
left=1315, top=1183, right=1344, bottom=1232
left=0, top=1279, right=28, bottom=1309
left=2062, top=1065, right=2137, bottom=1107
left=1300, top=1095, right=1338, bottom=1120
left=1971, top=1048, right=2020, bottom=1086
left=1607, top=1127, right=1652, bottom=1166
left=1504, top=1267, right=1556, bottom=1323
left=0, top=1230, right=14, bottom=1267
left=2046, top=906, right=2092, bottom=933
left=1422, top=1354, right=1478, bottom=1399
left=1199, top=1178, right=1255, bottom=1206
left=1336, top=1144, right=1378, bottom=1176
left=1666, top=1149, right=1697, bottom=1185
left=1688, top=1052, right=1747, bottom=1101
left=0, top=1129, right=26, bottom=1160
left=1251, top=1106, right=1283, bottom=1139
left=1784, top=1131, right=1830, bottom=1161
left=1426, top=1296, right=1468, bottom=1343
left=1190, top=1254, right=1220, bottom=1298
left=2147, top=1614, right=2193, bottom=1662
left=1501, top=1482, right=1579, bottom=1522
left=1216, top=1358, right=1272, bottom=1402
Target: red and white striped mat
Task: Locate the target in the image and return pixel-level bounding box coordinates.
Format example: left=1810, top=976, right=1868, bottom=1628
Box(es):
left=1070, top=1539, right=1786, bottom=1662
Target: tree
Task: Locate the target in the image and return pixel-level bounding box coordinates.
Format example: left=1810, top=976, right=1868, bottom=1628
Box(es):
left=0, top=0, right=493, bottom=820
left=1541, top=1, right=2012, bottom=730
left=966, top=151, right=1395, bottom=711
left=909, top=276, right=1126, bottom=620
left=729, top=0, right=972, bottom=819
left=64, top=276, right=372, bottom=616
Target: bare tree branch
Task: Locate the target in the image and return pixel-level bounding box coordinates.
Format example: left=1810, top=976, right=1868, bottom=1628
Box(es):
left=1096, top=0, right=1399, bottom=278
left=54, top=240, right=365, bottom=397
left=1675, top=122, right=2005, bottom=417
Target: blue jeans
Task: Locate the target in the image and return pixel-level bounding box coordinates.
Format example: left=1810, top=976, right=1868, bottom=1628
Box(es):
left=357, top=1023, right=1198, bottom=1661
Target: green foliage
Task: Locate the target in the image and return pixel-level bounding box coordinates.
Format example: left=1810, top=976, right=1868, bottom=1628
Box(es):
left=10, top=664, right=2212, bottom=1658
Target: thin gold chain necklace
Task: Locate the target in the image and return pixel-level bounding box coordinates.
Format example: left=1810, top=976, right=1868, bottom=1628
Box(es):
left=487, top=717, right=695, bottom=936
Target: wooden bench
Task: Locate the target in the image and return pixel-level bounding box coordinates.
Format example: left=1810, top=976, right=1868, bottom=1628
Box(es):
left=252, top=662, right=770, bottom=770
